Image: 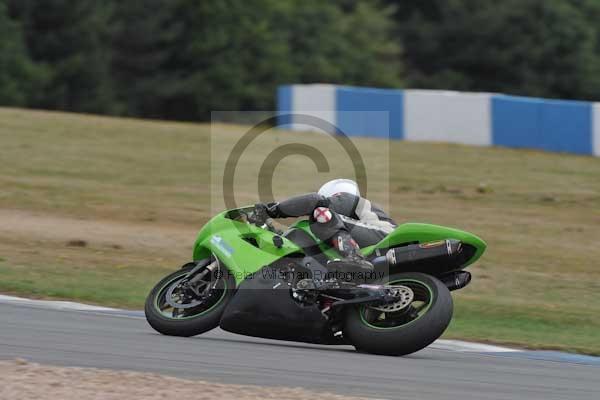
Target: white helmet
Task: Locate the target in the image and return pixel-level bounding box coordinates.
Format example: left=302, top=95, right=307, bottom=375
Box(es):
left=318, top=179, right=360, bottom=198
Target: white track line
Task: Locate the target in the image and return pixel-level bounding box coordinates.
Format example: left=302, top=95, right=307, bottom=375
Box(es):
left=432, top=340, right=519, bottom=353
left=0, top=294, right=120, bottom=312
left=0, top=294, right=520, bottom=353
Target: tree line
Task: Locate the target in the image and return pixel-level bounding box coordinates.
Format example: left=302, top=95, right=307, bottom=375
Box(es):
left=1, top=0, right=600, bottom=121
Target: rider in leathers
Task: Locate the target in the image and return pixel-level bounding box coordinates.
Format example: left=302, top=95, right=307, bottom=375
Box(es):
left=255, top=179, right=396, bottom=271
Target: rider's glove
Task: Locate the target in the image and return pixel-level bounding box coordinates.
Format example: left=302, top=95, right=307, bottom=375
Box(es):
left=253, top=202, right=279, bottom=225
left=253, top=203, right=269, bottom=225
left=266, top=202, right=279, bottom=217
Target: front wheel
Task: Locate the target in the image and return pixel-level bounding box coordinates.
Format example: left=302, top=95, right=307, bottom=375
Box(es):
left=344, top=272, right=453, bottom=356
left=144, top=259, right=236, bottom=337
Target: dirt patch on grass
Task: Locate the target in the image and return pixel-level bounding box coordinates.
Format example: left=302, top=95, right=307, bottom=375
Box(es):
left=0, top=359, right=365, bottom=400
left=0, top=209, right=199, bottom=308
left=0, top=209, right=196, bottom=254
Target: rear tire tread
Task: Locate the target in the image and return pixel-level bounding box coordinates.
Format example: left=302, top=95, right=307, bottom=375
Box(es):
left=344, top=272, right=453, bottom=356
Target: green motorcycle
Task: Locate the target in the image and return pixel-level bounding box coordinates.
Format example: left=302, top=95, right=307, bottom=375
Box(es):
left=145, top=205, right=486, bottom=356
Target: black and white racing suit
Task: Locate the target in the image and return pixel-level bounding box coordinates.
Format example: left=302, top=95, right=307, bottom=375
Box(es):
left=266, top=192, right=397, bottom=259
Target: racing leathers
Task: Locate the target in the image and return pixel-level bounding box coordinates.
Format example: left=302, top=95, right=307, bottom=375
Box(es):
left=259, top=192, right=396, bottom=271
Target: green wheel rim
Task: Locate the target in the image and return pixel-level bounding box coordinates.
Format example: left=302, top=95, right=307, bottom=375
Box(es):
left=359, top=278, right=435, bottom=330
left=153, top=272, right=228, bottom=320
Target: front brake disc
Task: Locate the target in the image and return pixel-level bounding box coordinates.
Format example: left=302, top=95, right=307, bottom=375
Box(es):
left=369, top=285, right=414, bottom=312
left=165, top=281, right=206, bottom=309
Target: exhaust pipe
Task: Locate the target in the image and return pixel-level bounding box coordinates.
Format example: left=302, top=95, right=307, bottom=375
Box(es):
left=440, top=270, right=472, bottom=291
left=370, top=240, right=470, bottom=291
left=388, top=239, right=462, bottom=265
left=372, top=239, right=462, bottom=268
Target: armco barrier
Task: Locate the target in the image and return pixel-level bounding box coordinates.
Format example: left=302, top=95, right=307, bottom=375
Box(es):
left=492, top=95, right=592, bottom=155
left=539, top=99, right=592, bottom=155
left=336, top=86, right=403, bottom=139
left=277, top=84, right=600, bottom=156
left=491, top=95, right=542, bottom=150
left=404, top=90, right=491, bottom=146
left=277, top=84, right=336, bottom=132
left=594, top=104, right=600, bottom=156
left=276, top=86, right=293, bottom=127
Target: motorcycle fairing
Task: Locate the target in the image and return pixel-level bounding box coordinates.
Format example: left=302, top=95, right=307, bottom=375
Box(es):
left=193, top=207, right=487, bottom=286
left=289, top=220, right=487, bottom=268
left=219, top=265, right=341, bottom=345
left=193, top=209, right=303, bottom=284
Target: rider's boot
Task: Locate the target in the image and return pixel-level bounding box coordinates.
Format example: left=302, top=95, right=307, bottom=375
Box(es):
left=327, top=231, right=374, bottom=274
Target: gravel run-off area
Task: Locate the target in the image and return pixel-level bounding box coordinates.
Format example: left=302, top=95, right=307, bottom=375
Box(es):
left=0, top=359, right=367, bottom=400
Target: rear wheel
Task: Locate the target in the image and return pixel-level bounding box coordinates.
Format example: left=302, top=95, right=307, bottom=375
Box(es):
left=144, top=258, right=236, bottom=337
left=344, top=272, right=453, bottom=356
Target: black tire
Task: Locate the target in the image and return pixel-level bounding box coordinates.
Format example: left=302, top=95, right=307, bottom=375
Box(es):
left=144, top=260, right=236, bottom=337
left=344, top=272, right=453, bottom=356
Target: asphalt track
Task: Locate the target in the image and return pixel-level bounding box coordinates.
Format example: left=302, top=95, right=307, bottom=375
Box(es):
left=1, top=300, right=598, bottom=400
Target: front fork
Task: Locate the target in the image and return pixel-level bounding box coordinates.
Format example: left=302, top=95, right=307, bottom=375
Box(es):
left=179, top=259, right=221, bottom=297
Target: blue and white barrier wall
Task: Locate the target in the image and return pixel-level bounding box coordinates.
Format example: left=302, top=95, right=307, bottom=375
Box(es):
left=595, top=104, right=600, bottom=156
left=277, top=84, right=600, bottom=156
